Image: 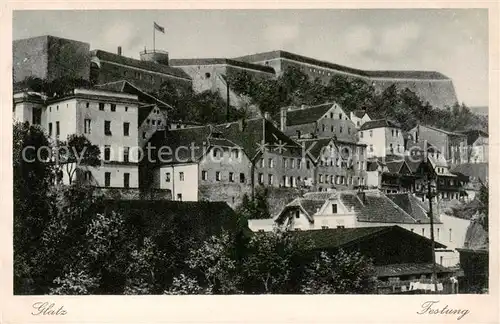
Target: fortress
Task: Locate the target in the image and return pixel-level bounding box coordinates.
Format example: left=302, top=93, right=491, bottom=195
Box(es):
left=14, top=35, right=458, bottom=109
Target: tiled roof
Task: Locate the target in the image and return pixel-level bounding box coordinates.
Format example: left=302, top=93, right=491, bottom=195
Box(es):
left=217, top=118, right=301, bottom=160
left=387, top=193, right=441, bottom=224
left=147, top=125, right=240, bottom=164
left=450, top=163, right=488, bottom=183
left=290, top=226, right=447, bottom=251
left=285, top=103, right=335, bottom=126
left=91, top=50, right=191, bottom=80
left=233, top=50, right=450, bottom=80
left=169, top=57, right=275, bottom=74
left=375, top=263, right=452, bottom=277
left=385, top=161, right=404, bottom=174
left=339, top=191, right=421, bottom=224
left=359, top=119, right=401, bottom=131
left=303, top=192, right=337, bottom=200
left=298, top=138, right=332, bottom=161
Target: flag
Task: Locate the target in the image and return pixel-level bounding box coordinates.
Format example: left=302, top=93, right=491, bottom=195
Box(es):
left=154, top=22, right=165, bottom=33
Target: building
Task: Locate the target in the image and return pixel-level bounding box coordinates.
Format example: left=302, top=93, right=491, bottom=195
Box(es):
left=279, top=102, right=357, bottom=142
left=358, top=119, right=404, bottom=158
left=298, top=137, right=368, bottom=191
left=460, top=129, right=488, bottom=163
left=350, top=109, right=372, bottom=129
left=218, top=117, right=315, bottom=190
left=408, top=125, right=468, bottom=165
left=90, top=48, right=192, bottom=92
left=13, top=35, right=91, bottom=83
left=169, top=57, right=274, bottom=107
left=233, top=50, right=458, bottom=109
left=13, top=87, right=141, bottom=188
left=450, top=163, right=488, bottom=201
left=288, top=225, right=455, bottom=293
left=146, top=125, right=252, bottom=207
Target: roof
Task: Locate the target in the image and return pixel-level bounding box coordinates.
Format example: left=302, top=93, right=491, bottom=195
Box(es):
left=217, top=118, right=302, bottom=160
left=285, top=103, right=335, bottom=126
left=91, top=50, right=191, bottom=80
left=385, top=160, right=405, bottom=174
left=450, top=163, right=488, bottom=183
left=419, top=124, right=467, bottom=137
left=460, top=129, right=489, bottom=145
left=276, top=198, right=325, bottom=223
left=387, top=193, right=440, bottom=223
left=375, top=263, right=452, bottom=277
left=233, top=50, right=450, bottom=80
left=339, top=191, right=427, bottom=224
left=290, top=226, right=447, bottom=251
left=101, top=199, right=247, bottom=241
left=95, top=80, right=173, bottom=109
left=351, top=109, right=367, bottom=118
left=147, top=125, right=241, bottom=164
left=298, top=138, right=332, bottom=161
left=359, top=119, right=401, bottom=131
left=169, top=57, right=275, bottom=74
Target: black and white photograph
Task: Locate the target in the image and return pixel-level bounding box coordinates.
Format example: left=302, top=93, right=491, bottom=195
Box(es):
left=10, top=8, right=491, bottom=301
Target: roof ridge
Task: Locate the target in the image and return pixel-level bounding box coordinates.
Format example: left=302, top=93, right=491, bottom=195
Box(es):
left=386, top=194, right=419, bottom=223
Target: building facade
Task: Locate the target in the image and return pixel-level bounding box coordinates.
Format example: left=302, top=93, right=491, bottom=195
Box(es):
left=358, top=119, right=405, bottom=158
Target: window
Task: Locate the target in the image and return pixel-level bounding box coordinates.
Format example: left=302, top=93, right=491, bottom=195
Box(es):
left=49, top=106, right=52, bottom=112
left=56, top=121, right=60, bottom=137
left=179, top=172, right=185, bottom=181
left=177, top=194, right=182, bottom=201
left=166, top=173, right=171, bottom=182
left=397, top=144, right=401, bottom=153
left=360, top=131, right=363, bottom=138
left=104, top=146, right=111, bottom=161
left=125, top=106, right=128, bottom=112
left=422, top=228, right=425, bottom=236
left=268, top=158, right=274, bottom=168
left=437, top=228, right=440, bottom=240
left=338, top=113, right=342, bottom=119
left=390, top=143, right=394, bottom=154
left=57, top=105, right=59, bottom=111
left=123, top=122, right=130, bottom=136
left=370, top=144, right=374, bottom=152
left=290, top=176, right=295, bottom=187
left=322, top=124, right=325, bottom=132
left=259, top=158, right=265, bottom=168
left=229, top=172, right=234, bottom=182
left=369, top=130, right=373, bottom=137
left=392, top=129, right=394, bottom=137
left=396, top=130, right=399, bottom=136
left=123, top=173, right=130, bottom=188
left=348, top=127, right=351, bottom=134
left=215, top=171, right=221, bottom=181
left=440, top=256, right=443, bottom=265
left=123, top=147, right=129, bottom=162
left=330, top=112, right=333, bottom=118
left=232, top=150, right=240, bottom=159
left=295, top=210, right=300, bottom=219
left=283, top=158, right=288, bottom=168
left=84, top=119, right=91, bottom=134
left=99, top=103, right=105, bottom=111
left=322, top=226, right=329, bottom=229
left=331, top=125, right=334, bottom=132
left=104, top=121, right=112, bottom=135
left=339, top=126, right=343, bottom=133
left=48, top=122, right=53, bottom=136
left=152, top=120, right=156, bottom=126
left=332, top=204, right=338, bottom=214
left=297, top=159, right=302, bottom=169
left=306, top=161, right=311, bottom=169
left=104, top=172, right=111, bottom=187
left=240, top=173, right=245, bottom=183
left=449, top=229, right=452, bottom=242
left=205, top=72, right=211, bottom=78
left=86, top=102, right=90, bottom=108
left=142, top=131, right=146, bottom=139
left=337, top=225, right=345, bottom=229
left=84, top=171, right=92, bottom=181
left=319, top=174, right=323, bottom=183
left=111, top=104, right=116, bottom=112
left=202, top=171, right=207, bottom=180
left=258, top=173, right=264, bottom=184
left=291, top=159, right=295, bottom=168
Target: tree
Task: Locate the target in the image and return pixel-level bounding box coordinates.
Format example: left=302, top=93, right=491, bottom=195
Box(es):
left=235, top=187, right=271, bottom=220
left=301, top=250, right=376, bottom=294
left=55, top=134, right=101, bottom=184
left=13, top=122, right=53, bottom=294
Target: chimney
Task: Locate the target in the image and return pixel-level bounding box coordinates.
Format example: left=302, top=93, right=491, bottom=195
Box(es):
left=280, top=107, right=287, bottom=132
left=357, top=190, right=367, bottom=204
left=117, top=46, right=122, bottom=56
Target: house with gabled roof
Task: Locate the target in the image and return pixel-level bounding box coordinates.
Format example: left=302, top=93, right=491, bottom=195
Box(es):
left=297, top=136, right=368, bottom=191
left=217, top=117, right=315, bottom=190
left=146, top=124, right=252, bottom=207
left=460, top=129, right=488, bottom=163
left=279, top=102, right=357, bottom=142
left=350, top=108, right=372, bottom=129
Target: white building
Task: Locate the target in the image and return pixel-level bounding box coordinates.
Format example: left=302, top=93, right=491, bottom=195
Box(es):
left=358, top=119, right=404, bottom=158
left=13, top=88, right=141, bottom=188
left=350, top=109, right=371, bottom=129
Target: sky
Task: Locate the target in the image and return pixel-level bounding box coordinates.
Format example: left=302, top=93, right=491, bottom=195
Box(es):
left=13, top=9, right=489, bottom=107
